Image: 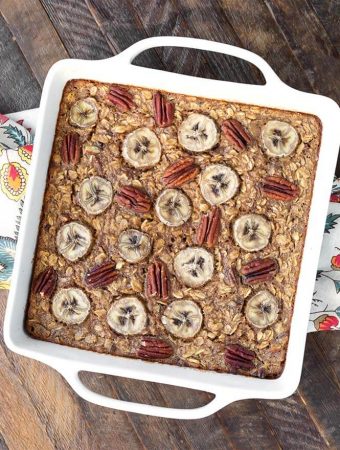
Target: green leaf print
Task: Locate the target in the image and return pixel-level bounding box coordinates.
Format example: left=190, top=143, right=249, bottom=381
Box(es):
left=334, top=280, right=340, bottom=294
left=324, top=213, right=340, bottom=234
left=3, top=124, right=26, bottom=146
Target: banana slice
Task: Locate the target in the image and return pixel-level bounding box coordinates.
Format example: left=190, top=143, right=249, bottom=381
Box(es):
left=122, top=127, right=161, bottom=169
left=56, top=222, right=92, bottom=262
left=245, top=290, right=279, bottom=328
left=174, top=247, right=214, bottom=288
left=69, top=98, right=98, bottom=128
left=155, top=189, right=192, bottom=227
left=52, top=288, right=90, bottom=325
left=261, top=120, right=299, bottom=157
left=233, top=214, right=271, bottom=252
left=118, top=229, right=152, bottom=263
left=161, top=300, right=203, bottom=339
left=107, top=296, right=147, bottom=335
left=178, top=113, right=219, bottom=153
left=200, top=164, right=239, bottom=205
left=78, top=176, right=113, bottom=215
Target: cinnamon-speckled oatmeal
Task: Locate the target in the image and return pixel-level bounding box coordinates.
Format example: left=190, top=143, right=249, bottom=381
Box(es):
left=25, top=79, right=321, bottom=379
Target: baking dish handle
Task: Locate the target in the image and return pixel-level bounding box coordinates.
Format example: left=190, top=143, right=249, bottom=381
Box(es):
left=115, top=36, right=282, bottom=87
left=61, top=368, right=236, bottom=419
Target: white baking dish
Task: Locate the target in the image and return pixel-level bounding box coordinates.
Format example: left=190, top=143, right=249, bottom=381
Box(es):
left=4, top=37, right=340, bottom=419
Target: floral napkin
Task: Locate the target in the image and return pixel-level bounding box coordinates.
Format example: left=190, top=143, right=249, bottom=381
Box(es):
left=308, top=178, right=340, bottom=332
left=0, top=112, right=33, bottom=289
left=0, top=108, right=339, bottom=332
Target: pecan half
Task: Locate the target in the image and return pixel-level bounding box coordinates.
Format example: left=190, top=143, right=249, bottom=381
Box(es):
left=107, top=86, right=134, bottom=111
left=137, top=337, right=173, bottom=359
left=145, top=260, right=169, bottom=300
left=222, top=119, right=252, bottom=150
left=240, top=257, right=278, bottom=285
left=32, top=267, right=58, bottom=298
left=225, top=344, right=255, bottom=370
left=225, top=265, right=239, bottom=287
left=196, top=206, right=221, bottom=248
left=162, top=157, right=199, bottom=188
left=153, top=92, right=175, bottom=127
left=85, top=261, right=118, bottom=288
left=260, top=176, right=299, bottom=201
left=61, top=133, right=81, bottom=165
left=115, top=186, right=152, bottom=214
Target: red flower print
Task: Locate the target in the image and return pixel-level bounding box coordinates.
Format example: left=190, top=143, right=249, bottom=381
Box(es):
left=314, top=314, right=339, bottom=331
left=331, top=254, right=340, bottom=270
left=330, top=193, right=340, bottom=203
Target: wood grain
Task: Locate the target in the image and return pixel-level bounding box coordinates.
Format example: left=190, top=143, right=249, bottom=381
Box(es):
left=41, top=0, right=113, bottom=60
left=218, top=0, right=313, bottom=92
left=0, top=0, right=339, bottom=448
left=86, top=0, right=164, bottom=70
left=264, top=0, right=340, bottom=102
left=0, top=15, right=41, bottom=112
left=171, top=0, right=265, bottom=84
left=128, top=0, right=217, bottom=80
left=259, top=394, right=327, bottom=449
left=217, top=399, right=282, bottom=449
left=309, top=0, right=340, bottom=50
left=0, top=0, right=68, bottom=85
left=297, top=334, right=340, bottom=447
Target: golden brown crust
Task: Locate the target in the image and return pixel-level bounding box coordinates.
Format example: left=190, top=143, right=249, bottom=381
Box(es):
left=25, top=79, right=322, bottom=379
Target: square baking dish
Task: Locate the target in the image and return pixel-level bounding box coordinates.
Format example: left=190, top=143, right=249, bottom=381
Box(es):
left=4, top=37, right=340, bottom=419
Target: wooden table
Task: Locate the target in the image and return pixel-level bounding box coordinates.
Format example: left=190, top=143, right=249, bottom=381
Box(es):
left=0, top=1, right=339, bottom=448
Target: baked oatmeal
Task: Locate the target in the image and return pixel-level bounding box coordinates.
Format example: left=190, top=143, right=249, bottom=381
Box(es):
left=25, top=79, right=321, bottom=379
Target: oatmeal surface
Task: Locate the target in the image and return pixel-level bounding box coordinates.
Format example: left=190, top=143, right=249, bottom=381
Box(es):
left=26, top=79, right=321, bottom=379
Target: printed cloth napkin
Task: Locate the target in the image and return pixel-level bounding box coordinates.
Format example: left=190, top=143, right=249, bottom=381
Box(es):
left=0, top=113, right=32, bottom=289
left=0, top=109, right=339, bottom=332
left=308, top=178, right=340, bottom=332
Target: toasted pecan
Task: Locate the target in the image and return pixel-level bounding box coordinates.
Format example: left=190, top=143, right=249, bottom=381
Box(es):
left=145, top=259, right=169, bottom=300
left=222, top=119, right=252, bottom=150
left=162, top=157, right=199, bottom=188
left=61, top=133, right=81, bottom=165
left=32, top=267, right=58, bottom=298
left=115, top=186, right=152, bottom=214
left=153, top=92, right=175, bottom=127
left=196, top=206, right=221, bottom=248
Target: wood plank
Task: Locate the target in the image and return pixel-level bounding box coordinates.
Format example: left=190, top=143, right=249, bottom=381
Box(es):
left=296, top=333, right=340, bottom=447
left=106, top=377, right=194, bottom=450
left=317, top=330, right=340, bottom=381
left=155, top=384, right=235, bottom=450
left=218, top=0, right=313, bottom=92
left=0, top=433, right=9, bottom=450
left=258, top=394, right=327, bottom=449
left=0, top=0, right=69, bottom=86
left=0, top=363, right=55, bottom=450
left=217, top=399, right=282, bottom=449
left=264, top=0, right=340, bottom=102
left=86, top=0, right=164, bottom=70
left=78, top=373, right=145, bottom=450
left=128, top=0, right=217, bottom=80
left=41, top=0, right=113, bottom=60
left=309, top=0, right=340, bottom=50
left=0, top=15, right=41, bottom=112
left=170, top=0, right=265, bottom=84
left=85, top=370, right=228, bottom=450
left=129, top=0, right=251, bottom=83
